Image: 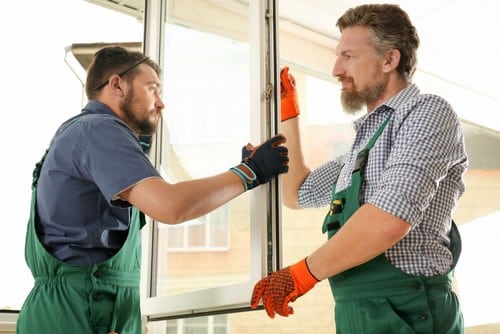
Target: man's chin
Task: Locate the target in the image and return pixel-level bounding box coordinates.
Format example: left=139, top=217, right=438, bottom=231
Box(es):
left=342, top=106, right=363, bottom=115
left=341, top=95, right=364, bottom=114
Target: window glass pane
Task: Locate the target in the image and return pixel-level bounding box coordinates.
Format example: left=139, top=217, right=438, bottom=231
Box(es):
left=161, top=315, right=228, bottom=334
left=454, top=124, right=500, bottom=328
left=166, top=226, right=184, bottom=248
left=209, top=209, right=230, bottom=248
left=213, top=314, right=227, bottom=325
left=155, top=0, right=250, bottom=297
left=1, top=0, right=143, bottom=310
left=186, top=223, right=206, bottom=248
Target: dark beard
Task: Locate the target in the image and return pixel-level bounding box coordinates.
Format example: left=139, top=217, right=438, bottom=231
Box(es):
left=341, top=82, right=384, bottom=114
left=120, top=88, right=156, bottom=135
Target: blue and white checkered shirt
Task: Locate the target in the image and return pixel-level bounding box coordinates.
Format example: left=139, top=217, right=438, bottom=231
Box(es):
left=298, top=84, right=468, bottom=275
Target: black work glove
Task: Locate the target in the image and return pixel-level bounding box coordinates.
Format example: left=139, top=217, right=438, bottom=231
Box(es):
left=230, top=134, right=289, bottom=190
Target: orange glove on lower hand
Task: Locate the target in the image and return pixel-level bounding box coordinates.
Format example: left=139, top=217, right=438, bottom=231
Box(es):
left=250, top=258, right=319, bottom=318
left=280, top=67, right=300, bottom=121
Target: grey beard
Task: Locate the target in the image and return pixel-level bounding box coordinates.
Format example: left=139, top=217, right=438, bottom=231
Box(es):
left=341, top=83, right=384, bottom=114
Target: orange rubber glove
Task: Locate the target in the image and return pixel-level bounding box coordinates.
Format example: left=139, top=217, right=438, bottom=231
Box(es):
left=280, top=67, right=300, bottom=121
left=250, top=258, right=319, bottom=318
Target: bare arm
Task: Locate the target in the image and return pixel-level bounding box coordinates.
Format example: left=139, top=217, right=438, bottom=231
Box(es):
left=280, top=118, right=310, bottom=209
left=119, top=134, right=289, bottom=224
left=307, top=203, right=411, bottom=280
left=120, top=171, right=244, bottom=224
left=279, top=67, right=311, bottom=209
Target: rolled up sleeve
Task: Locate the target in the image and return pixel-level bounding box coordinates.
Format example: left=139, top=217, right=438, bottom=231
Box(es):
left=368, top=95, right=467, bottom=226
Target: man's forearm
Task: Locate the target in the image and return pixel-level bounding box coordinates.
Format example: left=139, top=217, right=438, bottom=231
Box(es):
left=280, top=118, right=310, bottom=208
left=306, top=203, right=411, bottom=280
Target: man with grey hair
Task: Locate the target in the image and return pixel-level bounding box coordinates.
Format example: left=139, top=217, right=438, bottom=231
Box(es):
left=251, top=4, right=467, bottom=333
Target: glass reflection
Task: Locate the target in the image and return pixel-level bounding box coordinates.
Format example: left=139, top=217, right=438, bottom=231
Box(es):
left=156, top=0, right=251, bottom=297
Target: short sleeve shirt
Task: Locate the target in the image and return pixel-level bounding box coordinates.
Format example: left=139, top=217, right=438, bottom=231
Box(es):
left=298, top=84, right=468, bottom=275
left=36, top=101, right=161, bottom=265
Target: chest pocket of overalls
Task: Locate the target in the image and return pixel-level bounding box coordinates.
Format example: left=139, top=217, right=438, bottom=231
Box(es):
left=322, top=118, right=390, bottom=240
left=322, top=191, right=345, bottom=239
left=321, top=166, right=362, bottom=240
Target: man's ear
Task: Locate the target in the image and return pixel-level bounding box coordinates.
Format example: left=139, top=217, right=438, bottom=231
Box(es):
left=109, top=75, right=125, bottom=96
left=383, top=48, right=401, bottom=73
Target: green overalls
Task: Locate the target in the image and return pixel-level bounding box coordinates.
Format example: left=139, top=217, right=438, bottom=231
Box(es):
left=322, top=119, right=464, bottom=333
left=17, top=149, right=146, bottom=334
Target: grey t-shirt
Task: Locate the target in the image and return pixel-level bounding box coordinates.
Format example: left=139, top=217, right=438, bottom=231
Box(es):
left=36, top=101, right=160, bottom=265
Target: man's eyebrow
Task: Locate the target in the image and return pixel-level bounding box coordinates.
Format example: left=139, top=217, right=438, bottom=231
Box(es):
left=149, top=81, right=162, bottom=94
left=147, top=80, right=162, bottom=88
left=335, top=48, right=354, bottom=56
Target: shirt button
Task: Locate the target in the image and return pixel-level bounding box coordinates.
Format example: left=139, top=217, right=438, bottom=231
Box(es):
left=420, top=313, right=429, bottom=321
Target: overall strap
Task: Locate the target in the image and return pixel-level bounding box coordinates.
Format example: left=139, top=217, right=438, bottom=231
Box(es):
left=353, top=117, right=391, bottom=173
left=349, top=116, right=391, bottom=209
left=322, top=117, right=391, bottom=234
left=31, top=149, right=49, bottom=189
left=31, top=120, right=78, bottom=189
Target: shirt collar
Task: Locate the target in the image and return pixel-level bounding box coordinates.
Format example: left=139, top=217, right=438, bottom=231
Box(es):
left=81, top=100, right=117, bottom=118
left=382, top=83, right=420, bottom=111
left=353, top=83, right=420, bottom=129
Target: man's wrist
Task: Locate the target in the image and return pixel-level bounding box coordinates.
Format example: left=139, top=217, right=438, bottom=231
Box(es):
left=290, top=258, right=320, bottom=294
left=229, top=163, right=259, bottom=191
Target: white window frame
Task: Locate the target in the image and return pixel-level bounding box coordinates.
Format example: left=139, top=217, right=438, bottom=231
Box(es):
left=165, top=314, right=228, bottom=334
left=140, top=0, right=281, bottom=320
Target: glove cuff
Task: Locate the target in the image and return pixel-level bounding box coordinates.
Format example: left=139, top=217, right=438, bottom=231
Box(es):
left=290, top=258, right=319, bottom=295
left=281, top=96, right=300, bottom=121
left=280, top=67, right=300, bottom=122
left=229, top=163, right=259, bottom=191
